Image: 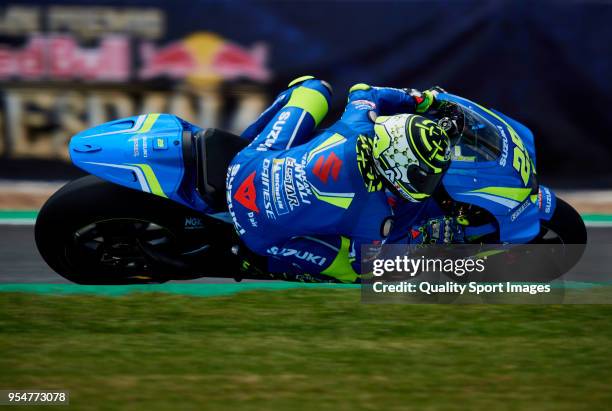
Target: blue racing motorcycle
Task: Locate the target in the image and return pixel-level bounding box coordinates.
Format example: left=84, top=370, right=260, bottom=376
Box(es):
left=35, top=93, right=587, bottom=284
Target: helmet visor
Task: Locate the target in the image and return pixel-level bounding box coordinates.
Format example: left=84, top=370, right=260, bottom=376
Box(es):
left=406, top=164, right=446, bottom=196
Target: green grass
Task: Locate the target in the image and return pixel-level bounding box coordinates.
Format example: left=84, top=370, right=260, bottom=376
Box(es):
left=1, top=289, right=612, bottom=410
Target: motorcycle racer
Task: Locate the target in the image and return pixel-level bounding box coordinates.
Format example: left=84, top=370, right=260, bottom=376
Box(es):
left=227, top=76, right=454, bottom=282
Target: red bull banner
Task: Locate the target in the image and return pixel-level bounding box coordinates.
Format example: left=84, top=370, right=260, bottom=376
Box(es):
left=0, top=4, right=271, bottom=84
left=0, top=4, right=273, bottom=164
left=0, top=32, right=270, bottom=84
left=1, top=1, right=611, bottom=181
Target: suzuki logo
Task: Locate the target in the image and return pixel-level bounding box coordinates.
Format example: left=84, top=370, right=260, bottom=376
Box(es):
left=312, top=152, right=342, bottom=184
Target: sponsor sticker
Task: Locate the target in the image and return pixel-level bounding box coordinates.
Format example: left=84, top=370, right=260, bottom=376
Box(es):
left=351, top=99, right=377, bottom=111
left=497, top=125, right=509, bottom=167
left=247, top=211, right=258, bottom=228
left=184, top=216, right=204, bottom=230
left=257, top=111, right=291, bottom=151
left=543, top=186, right=552, bottom=214
left=153, top=136, right=168, bottom=150
left=295, top=153, right=313, bottom=204
left=132, top=137, right=139, bottom=157
left=511, top=200, right=531, bottom=221
left=271, top=159, right=289, bottom=215
left=226, top=164, right=246, bottom=235
left=141, top=136, right=149, bottom=158
left=284, top=157, right=300, bottom=210
left=267, top=246, right=327, bottom=267
left=261, top=158, right=276, bottom=219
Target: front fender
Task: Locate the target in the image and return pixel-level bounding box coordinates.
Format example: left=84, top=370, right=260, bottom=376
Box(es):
left=537, top=185, right=557, bottom=222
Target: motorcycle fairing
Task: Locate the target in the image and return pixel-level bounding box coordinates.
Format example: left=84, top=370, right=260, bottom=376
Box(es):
left=68, top=100, right=558, bottom=244
left=69, top=113, right=209, bottom=212
left=438, top=94, right=557, bottom=243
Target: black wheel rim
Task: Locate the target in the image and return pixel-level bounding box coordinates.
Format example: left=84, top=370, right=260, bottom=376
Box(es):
left=68, top=218, right=177, bottom=281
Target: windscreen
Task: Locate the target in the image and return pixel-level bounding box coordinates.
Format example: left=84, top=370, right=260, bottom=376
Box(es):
left=452, top=108, right=502, bottom=162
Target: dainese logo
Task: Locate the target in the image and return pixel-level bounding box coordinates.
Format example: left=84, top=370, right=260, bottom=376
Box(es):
left=234, top=171, right=259, bottom=212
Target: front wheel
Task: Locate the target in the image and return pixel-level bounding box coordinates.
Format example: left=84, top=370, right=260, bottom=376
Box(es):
left=532, top=197, right=587, bottom=274
left=35, top=176, right=238, bottom=284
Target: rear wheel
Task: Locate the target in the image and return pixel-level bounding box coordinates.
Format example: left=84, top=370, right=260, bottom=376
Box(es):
left=35, top=175, right=237, bottom=284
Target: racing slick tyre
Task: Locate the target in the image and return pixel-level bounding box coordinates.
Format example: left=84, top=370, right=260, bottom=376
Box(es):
left=35, top=175, right=236, bottom=284
left=530, top=197, right=587, bottom=277
left=476, top=197, right=587, bottom=283
left=538, top=197, right=587, bottom=245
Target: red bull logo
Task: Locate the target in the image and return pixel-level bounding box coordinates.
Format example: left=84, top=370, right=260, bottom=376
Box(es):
left=139, top=32, right=271, bottom=84
left=0, top=34, right=129, bottom=81
left=0, top=31, right=270, bottom=84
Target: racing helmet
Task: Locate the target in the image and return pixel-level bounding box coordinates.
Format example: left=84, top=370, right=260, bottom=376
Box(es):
left=372, top=113, right=451, bottom=202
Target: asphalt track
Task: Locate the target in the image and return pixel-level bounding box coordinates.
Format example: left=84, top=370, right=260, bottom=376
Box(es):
left=0, top=224, right=611, bottom=284
left=0, top=225, right=250, bottom=284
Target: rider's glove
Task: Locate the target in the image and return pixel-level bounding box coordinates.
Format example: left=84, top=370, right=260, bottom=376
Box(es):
left=407, top=86, right=448, bottom=113
left=408, top=217, right=466, bottom=244
left=406, top=88, right=436, bottom=113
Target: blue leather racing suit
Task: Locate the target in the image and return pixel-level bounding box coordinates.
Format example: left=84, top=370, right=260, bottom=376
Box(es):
left=227, top=76, right=422, bottom=283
